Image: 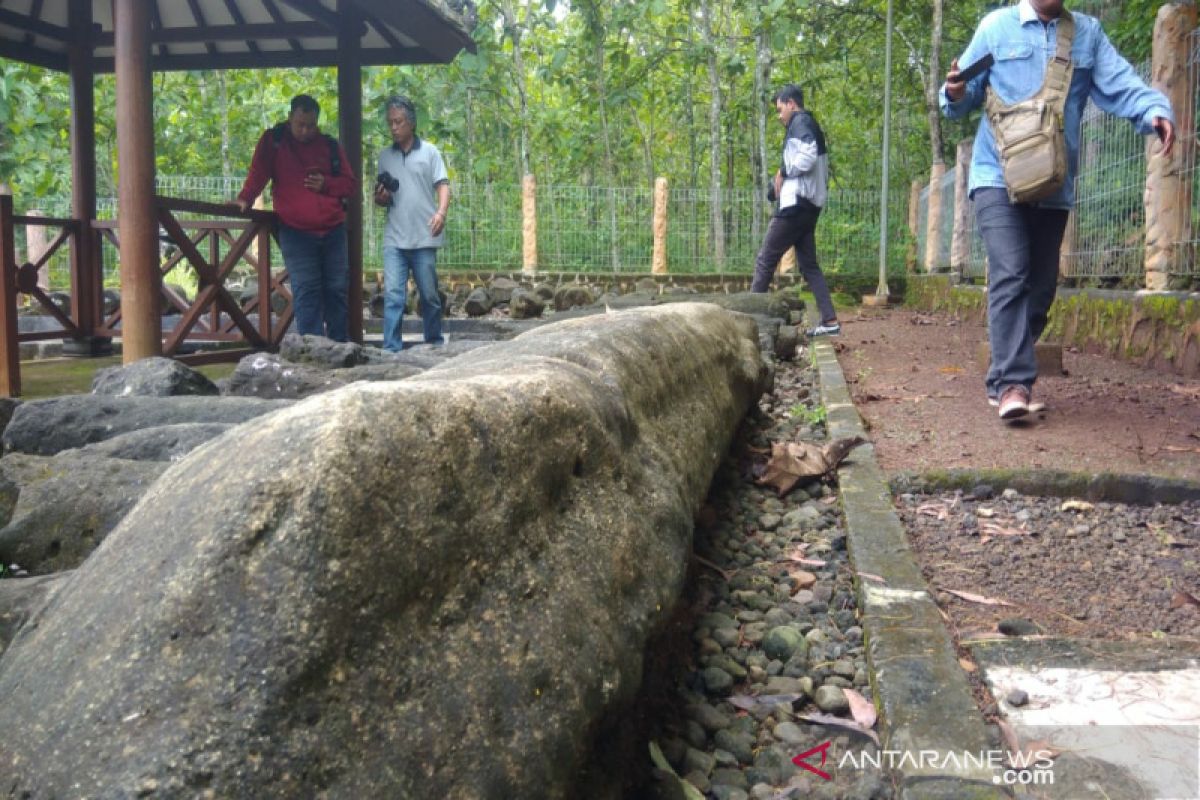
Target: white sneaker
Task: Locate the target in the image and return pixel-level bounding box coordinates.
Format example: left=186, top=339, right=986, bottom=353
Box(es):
left=807, top=321, right=841, bottom=337
left=989, top=396, right=1045, bottom=412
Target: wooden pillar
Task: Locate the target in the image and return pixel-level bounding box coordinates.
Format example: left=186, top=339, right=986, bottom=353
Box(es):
left=0, top=193, right=20, bottom=397
left=522, top=173, right=537, bottom=276
left=651, top=177, right=668, bottom=275
left=69, top=0, right=100, bottom=343
left=1145, top=1, right=1197, bottom=290
left=114, top=0, right=161, bottom=362
left=924, top=162, right=947, bottom=272
left=780, top=247, right=797, bottom=275
left=950, top=140, right=973, bottom=279
left=338, top=5, right=365, bottom=343
left=24, top=211, right=49, bottom=297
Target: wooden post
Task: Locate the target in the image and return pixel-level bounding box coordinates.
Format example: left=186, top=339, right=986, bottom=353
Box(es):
left=522, top=173, right=537, bottom=276
left=338, top=4, right=365, bottom=343
left=780, top=248, right=797, bottom=275
left=114, top=0, right=161, bottom=362
left=1145, top=1, right=1197, bottom=290
left=69, top=0, right=99, bottom=345
left=0, top=194, right=20, bottom=397
left=907, top=178, right=922, bottom=272
left=950, top=140, right=973, bottom=279
left=924, top=162, right=947, bottom=272
left=1059, top=209, right=1077, bottom=281
left=24, top=211, right=49, bottom=299
left=651, top=177, right=668, bottom=275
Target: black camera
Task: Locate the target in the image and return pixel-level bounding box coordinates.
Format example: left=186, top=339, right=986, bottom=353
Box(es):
left=376, top=171, right=400, bottom=194
left=766, top=183, right=778, bottom=203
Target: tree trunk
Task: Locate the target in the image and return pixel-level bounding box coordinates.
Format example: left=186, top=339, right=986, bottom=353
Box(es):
left=499, top=0, right=531, bottom=180
left=926, top=0, right=945, bottom=166
left=753, top=26, right=771, bottom=246
left=700, top=0, right=725, bottom=269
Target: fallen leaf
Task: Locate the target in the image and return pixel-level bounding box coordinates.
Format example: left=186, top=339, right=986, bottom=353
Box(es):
left=856, top=571, right=886, bottom=584
left=790, top=557, right=827, bottom=568
left=977, top=507, right=996, bottom=518
left=1060, top=500, right=1095, bottom=513
left=917, top=502, right=950, bottom=520
left=1023, top=739, right=1062, bottom=761
left=938, top=366, right=964, bottom=374
left=1170, top=590, right=1200, bottom=610
left=1169, top=384, right=1200, bottom=399
left=981, top=522, right=1027, bottom=537
left=789, top=570, right=818, bottom=589
left=1163, top=445, right=1200, bottom=454
left=979, top=535, right=993, bottom=545
left=943, top=588, right=1016, bottom=607
left=798, top=713, right=881, bottom=746
left=997, top=719, right=1022, bottom=761
left=958, top=658, right=978, bottom=673
left=757, top=437, right=867, bottom=497
left=843, top=688, right=878, bottom=730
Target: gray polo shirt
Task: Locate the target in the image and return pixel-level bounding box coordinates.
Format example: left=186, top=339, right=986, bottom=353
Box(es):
left=377, top=136, right=450, bottom=249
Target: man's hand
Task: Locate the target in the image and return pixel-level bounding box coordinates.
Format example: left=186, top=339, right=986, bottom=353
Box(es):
left=303, top=171, right=325, bottom=192
left=1153, top=117, right=1176, bottom=158
left=429, top=210, right=447, bottom=236
left=773, top=171, right=783, bottom=199
left=233, top=198, right=250, bottom=214
left=945, top=58, right=966, bottom=102
left=374, top=186, right=392, bottom=207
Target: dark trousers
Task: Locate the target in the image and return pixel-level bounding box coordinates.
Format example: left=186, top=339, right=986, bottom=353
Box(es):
left=751, top=208, right=836, bottom=324
left=973, top=188, right=1070, bottom=397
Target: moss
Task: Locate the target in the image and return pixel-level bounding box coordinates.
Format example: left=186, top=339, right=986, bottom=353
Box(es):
left=16, top=357, right=236, bottom=400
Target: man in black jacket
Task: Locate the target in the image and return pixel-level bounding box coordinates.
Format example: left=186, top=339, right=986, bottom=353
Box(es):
left=751, top=84, right=839, bottom=337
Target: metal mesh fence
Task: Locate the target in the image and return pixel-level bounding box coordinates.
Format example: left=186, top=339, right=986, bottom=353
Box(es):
left=1171, top=29, right=1200, bottom=280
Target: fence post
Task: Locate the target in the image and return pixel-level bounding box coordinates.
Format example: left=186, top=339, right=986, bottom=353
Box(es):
left=652, top=177, right=668, bottom=274
left=950, top=141, right=973, bottom=280
left=907, top=179, right=922, bottom=272
left=0, top=193, right=21, bottom=397
left=780, top=247, right=797, bottom=275
left=1059, top=210, right=1076, bottom=281
left=924, top=163, right=947, bottom=272
left=522, top=173, right=537, bottom=276
left=1145, top=1, right=1197, bottom=290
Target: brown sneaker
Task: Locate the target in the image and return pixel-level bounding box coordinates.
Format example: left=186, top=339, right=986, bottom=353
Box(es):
left=998, top=385, right=1031, bottom=420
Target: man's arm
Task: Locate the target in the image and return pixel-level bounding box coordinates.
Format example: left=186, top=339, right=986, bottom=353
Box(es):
left=940, top=29, right=989, bottom=118
left=1089, top=26, right=1175, bottom=151
left=234, top=131, right=272, bottom=212
left=430, top=180, right=450, bottom=236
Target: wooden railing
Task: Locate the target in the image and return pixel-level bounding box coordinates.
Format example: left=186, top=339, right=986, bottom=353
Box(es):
left=0, top=194, right=287, bottom=396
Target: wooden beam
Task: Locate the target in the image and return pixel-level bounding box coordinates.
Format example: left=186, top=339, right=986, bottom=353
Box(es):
left=114, top=0, right=163, bottom=362
left=277, top=0, right=343, bottom=32
left=147, top=1, right=168, bottom=59
left=69, top=0, right=99, bottom=341
left=221, top=0, right=260, bottom=54
left=261, top=0, right=303, bottom=52
left=23, top=0, right=45, bottom=47
left=94, top=21, right=331, bottom=47
left=0, top=39, right=68, bottom=71
left=338, top=1, right=365, bottom=343
left=0, top=195, right=21, bottom=397
left=89, top=46, right=442, bottom=73
left=0, top=7, right=70, bottom=42
left=183, top=0, right=218, bottom=55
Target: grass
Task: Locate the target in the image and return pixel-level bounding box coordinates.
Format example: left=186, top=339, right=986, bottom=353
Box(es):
left=16, top=357, right=237, bottom=399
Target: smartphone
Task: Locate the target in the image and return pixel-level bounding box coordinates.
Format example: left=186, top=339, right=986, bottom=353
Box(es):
left=956, top=53, right=994, bottom=84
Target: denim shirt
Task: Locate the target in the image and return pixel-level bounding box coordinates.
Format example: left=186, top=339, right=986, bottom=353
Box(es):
left=940, top=0, right=1174, bottom=209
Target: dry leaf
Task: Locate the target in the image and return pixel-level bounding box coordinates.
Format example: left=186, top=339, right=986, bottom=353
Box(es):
left=1022, top=739, right=1062, bottom=761
left=843, top=688, right=878, bottom=730
left=977, top=507, right=996, bottom=518
left=757, top=437, right=866, bottom=497
left=790, top=557, right=827, bottom=568
left=799, top=713, right=881, bottom=747
left=997, top=719, right=1022, bottom=761
left=981, top=522, right=1027, bottom=537
left=1170, top=590, right=1200, bottom=610
left=943, top=588, right=1016, bottom=607
left=958, top=658, right=978, bottom=673
left=938, top=366, right=964, bottom=374
left=789, top=570, right=818, bottom=589
left=1163, top=445, right=1200, bottom=454
left=856, top=571, right=886, bottom=584
left=1169, top=384, right=1200, bottom=399
left=1060, top=500, right=1095, bottom=513
left=917, top=502, right=949, bottom=520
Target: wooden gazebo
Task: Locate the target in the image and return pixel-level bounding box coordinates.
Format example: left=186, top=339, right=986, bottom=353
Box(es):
left=0, top=0, right=475, bottom=395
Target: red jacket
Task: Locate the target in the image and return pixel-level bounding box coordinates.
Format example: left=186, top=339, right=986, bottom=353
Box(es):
left=237, top=125, right=357, bottom=234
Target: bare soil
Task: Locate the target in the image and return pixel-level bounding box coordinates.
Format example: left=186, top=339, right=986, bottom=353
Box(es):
left=832, top=308, right=1200, bottom=482
left=832, top=307, right=1200, bottom=645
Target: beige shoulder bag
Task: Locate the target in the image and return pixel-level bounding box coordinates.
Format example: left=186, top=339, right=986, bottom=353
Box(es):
left=985, top=11, right=1075, bottom=203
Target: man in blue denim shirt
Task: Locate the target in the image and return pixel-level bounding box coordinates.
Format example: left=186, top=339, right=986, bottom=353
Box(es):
left=941, top=0, right=1174, bottom=421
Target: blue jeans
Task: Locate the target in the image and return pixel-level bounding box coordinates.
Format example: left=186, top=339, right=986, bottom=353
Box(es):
left=278, top=223, right=349, bottom=342
left=383, top=246, right=443, bottom=351
left=973, top=188, right=1069, bottom=398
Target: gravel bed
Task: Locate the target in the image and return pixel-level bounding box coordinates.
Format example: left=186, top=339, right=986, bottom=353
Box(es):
left=640, top=355, right=892, bottom=800
left=895, top=488, right=1200, bottom=640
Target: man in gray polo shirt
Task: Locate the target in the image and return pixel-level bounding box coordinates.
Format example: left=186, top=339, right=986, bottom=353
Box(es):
left=373, top=95, right=451, bottom=351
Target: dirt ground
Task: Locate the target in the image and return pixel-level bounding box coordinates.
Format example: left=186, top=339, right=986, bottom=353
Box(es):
left=832, top=308, right=1200, bottom=483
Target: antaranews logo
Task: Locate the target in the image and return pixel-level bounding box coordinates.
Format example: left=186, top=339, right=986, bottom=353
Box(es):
left=792, top=741, right=1056, bottom=786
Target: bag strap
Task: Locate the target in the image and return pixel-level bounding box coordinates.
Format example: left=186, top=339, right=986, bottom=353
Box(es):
left=1040, top=10, right=1075, bottom=116
left=985, top=10, right=1075, bottom=117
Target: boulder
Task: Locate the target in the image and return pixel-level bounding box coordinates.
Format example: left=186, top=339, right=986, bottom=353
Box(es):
left=91, top=356, right=219, bottom=397
left=0, top=303, right=765, bottom=799
left=278, top=334, right=367, bottom=369
left=464, top=287, right=494, bottom=317
left=533, top=282, right=556, bottom=302
left=2, top=395, right=291, bottom=456
left=0, top=452, right=166, bottom=574
left=223, top=353, right=425, bottom=399
left=509, top=287, right=545, bottom=320
left=368, top=291, right=384, bottom=319
left=0, top=573, right=69, bottom=655
left=488, top=277, right=520, bottom=304
left=0, top=398, right=20, bottom=441
left=75, top=423, right=234, bottom=462
left=102, top=289, right=121, bottom=316
left=635, top=278, right=660, bottom=294
left=554, top=284, right=595, bottom=311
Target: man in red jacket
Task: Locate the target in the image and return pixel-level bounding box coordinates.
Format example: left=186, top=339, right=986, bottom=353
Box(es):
left=235, top=95, right=357, bottom=342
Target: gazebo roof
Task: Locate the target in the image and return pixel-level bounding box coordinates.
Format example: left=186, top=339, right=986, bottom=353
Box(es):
left=0, top=0, right=476, bottom=72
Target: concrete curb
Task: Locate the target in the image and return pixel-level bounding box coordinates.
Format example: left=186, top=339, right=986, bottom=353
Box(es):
left=811, top=337, right=1012, bottom=799
left=890, top=468, right=1200, bottom=506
